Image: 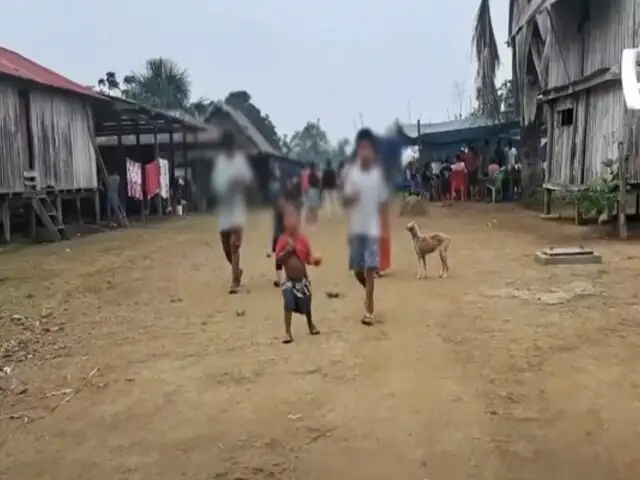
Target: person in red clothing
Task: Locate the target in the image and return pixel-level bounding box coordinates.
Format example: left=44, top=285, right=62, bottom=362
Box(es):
left=274, top=203, right=322, bottom=344
left=463, top=146, right=479, bottom=200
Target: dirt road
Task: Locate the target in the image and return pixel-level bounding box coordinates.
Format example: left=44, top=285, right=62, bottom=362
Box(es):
left=1, top=204, right=640, bottom=479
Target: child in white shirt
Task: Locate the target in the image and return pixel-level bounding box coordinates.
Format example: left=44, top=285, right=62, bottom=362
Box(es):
left=342, top=128, right=389, bottom=325
left=211, top=131, right=253, bottom=293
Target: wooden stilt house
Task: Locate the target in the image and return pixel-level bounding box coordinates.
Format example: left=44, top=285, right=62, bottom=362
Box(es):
left=510, top=0, right=640, bottom=221
left=0, top=46, right=104, bottom=241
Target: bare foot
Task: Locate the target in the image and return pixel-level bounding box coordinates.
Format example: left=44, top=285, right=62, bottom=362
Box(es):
left=361, top=313, right=374, bottom=326
left=282, top=334, right=294, bottom=344
left=308, top=325, right=320, bottom=335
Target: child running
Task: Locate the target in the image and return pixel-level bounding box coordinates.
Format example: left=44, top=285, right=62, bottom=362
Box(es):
left=274, top=203, right=322, bottom=344
left=342, top=128, right=389, bottom=325
left=211, top=131, right=253, bottom=294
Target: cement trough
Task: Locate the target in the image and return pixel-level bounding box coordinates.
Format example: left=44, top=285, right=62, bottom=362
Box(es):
left=534, top=246, right=602, bottom=265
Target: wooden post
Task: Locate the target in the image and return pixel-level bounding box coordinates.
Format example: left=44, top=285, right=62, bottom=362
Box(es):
left=116, top=118, right=125, bottom=217
left=94, top=189, right=101, bottom=224
left=183, top=130, right=189, bottom=214
left=1, top=196, right=10, bottom=243
left=574, top=197, right=583, bottom=225
left=543, top=189, right=552, bottom=215
left=75, top=193, right=83, bottom=224
left=136, top=123, right=146, bottom=223
left=618, top=140, right=628, bottom=239
left=169, top=129, right=175, bottom=213
left=153, top=125, right=161, bottom=216
left=55, top=193, right=62, bottom=225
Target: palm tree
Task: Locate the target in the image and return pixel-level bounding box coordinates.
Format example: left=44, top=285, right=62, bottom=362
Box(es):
left=123, top=58, right=191, bottom=110
left=97, top=71, right=121, bottom=94
left=472, top=0, right=501, bottom=121
left=186, top=97, right=216, bottom=120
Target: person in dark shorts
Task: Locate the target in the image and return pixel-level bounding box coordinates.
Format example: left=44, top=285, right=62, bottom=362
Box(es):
left=274, top=203, right=322, bottom=344
left=439, top=157, right=453, bottom=206
left=321, top=160, right=339, bottom=216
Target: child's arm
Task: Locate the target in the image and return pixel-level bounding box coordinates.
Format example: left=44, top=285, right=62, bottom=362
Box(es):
left=302, top=234, right=321, bottom=266
left=341, top=166, right=359, bottom=208
left=274, top=235, right=295, bottom=265
left=378, top=172, right=390, bottom=236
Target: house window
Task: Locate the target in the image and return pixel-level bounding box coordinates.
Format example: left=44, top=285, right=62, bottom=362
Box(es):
left=558, top=108, right=574, bottom=127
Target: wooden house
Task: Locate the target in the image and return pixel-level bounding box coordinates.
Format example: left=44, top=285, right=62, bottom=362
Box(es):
left=510, top=0, right=640, bottom=216
left=0, top=46, right=103, bottom=241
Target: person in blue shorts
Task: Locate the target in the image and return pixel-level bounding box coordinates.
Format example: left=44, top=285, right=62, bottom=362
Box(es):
left=342, top=128, right=389, bottom=326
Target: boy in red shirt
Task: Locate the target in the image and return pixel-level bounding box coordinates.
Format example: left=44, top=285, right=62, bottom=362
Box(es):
left=274, top=203, right=322, bottom=344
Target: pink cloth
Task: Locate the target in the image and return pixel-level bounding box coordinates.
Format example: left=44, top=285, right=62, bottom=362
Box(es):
left=300, top=169, right=310, bottom=192
left=126, top=159, right=143, bottom=200
left=145, top=160, right=160, bottom=197
left=488, top=163, right=500, bottom=178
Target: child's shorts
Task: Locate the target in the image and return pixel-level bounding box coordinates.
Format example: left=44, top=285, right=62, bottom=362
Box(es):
left=349, top=235, right=379, bottom=271
left=282, top=278, right=312, bottom=314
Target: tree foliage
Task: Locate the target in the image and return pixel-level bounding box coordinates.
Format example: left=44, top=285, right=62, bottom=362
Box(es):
left=285, top=121, right=350, bottom=165
left=472, top=0, right=501, bottom=120
left=574, top=160, right=622, bottom=222
left=96, top=60, right=212, bottom=119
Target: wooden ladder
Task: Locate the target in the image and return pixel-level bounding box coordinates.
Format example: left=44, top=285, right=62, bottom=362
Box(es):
left=23, top=170, right=68, bottom=241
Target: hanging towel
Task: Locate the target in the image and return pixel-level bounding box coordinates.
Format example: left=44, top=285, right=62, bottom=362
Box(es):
left=158, top=158, right=170, bottom=199
left=126, top=158, right=143, bottom=200
left=145, top=160, right=161, bottom=197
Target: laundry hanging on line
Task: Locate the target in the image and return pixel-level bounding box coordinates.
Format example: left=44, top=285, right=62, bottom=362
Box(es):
left=145, top=160, right=160, bottom=197
left=126, top=158, right=143, bottom=200
left=158, top=158, right=170, bottom=199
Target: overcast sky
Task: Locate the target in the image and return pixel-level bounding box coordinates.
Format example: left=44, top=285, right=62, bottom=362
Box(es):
left=2, top=0, right=510, bottom=140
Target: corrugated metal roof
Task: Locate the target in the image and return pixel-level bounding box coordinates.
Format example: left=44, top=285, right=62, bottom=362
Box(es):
left=219, top=103, right=281, bottom=155
left=400, top=116, right=501, bottom=138
left=0, top=46, right=101, bottom=98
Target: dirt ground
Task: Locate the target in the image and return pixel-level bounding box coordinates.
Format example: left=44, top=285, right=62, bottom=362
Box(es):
left=1, top=202, right=640, bottom=479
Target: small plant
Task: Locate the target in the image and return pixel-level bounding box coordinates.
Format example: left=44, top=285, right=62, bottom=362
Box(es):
left=573, top=159, right=625, bottom=223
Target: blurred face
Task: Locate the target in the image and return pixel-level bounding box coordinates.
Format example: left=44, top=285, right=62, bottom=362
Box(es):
left=357, top=140, right=375, bottom=167
left=283, top=204, right=300, bottom=233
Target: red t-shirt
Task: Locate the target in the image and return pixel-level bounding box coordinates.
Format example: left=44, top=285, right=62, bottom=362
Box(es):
left=275, top=232, right=313, bottom=265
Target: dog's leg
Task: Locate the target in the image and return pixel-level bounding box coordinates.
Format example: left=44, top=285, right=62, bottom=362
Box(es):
left=419, top=255, right=427, bottom=278
left=438, top=238, right=451, bottom=278
left=415, top=254, right=424, bottom=279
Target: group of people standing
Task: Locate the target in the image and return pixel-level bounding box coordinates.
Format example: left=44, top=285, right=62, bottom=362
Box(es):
left=405, top=139, right=520, bottom=203
left=212, top=128, right=393, bottom=343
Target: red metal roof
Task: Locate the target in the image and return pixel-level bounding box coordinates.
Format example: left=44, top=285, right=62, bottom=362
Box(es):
left=0, top=46, right=101, bottom=98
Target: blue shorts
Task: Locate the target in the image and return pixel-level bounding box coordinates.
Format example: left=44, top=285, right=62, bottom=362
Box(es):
left=349, top=235, right=379, bottom=271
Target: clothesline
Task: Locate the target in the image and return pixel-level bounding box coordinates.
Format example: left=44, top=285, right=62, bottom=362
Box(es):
left=125, top=158, right=171, bottom=200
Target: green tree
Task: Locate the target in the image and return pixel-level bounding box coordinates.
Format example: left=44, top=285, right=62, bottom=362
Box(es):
left=472, top=0, right=501, bottom=120
left=97, top=71, right=120, bottom=94
left=123, top=58, right=191, bottom=110
left=329, top=138, right=351, bottom=164
left=288, top=121, right=331, bottom=164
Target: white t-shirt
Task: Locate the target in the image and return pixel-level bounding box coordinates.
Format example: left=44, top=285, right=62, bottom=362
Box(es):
left=507, top=147, right=517, bottom=167
left=343, top=163, right=388, bottom=237
left=211, top=151, right=253, bottom=231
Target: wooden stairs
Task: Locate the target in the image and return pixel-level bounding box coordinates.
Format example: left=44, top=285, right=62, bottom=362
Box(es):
left=23, top=170, right=68, bottom=242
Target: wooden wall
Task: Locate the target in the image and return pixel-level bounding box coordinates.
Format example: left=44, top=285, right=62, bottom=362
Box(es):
left=0, top=81, right=29, bottom=193
left=545, top=0, right=640, bottom=186
left=29, top=90, right=97, bottom=190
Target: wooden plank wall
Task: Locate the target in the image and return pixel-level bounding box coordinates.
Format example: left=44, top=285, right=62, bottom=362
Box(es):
left=546, top=0, right=640, bottom=185
left=0, top=81, right=29, bottom=193
left=29, top=91, right=97, bottom=190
